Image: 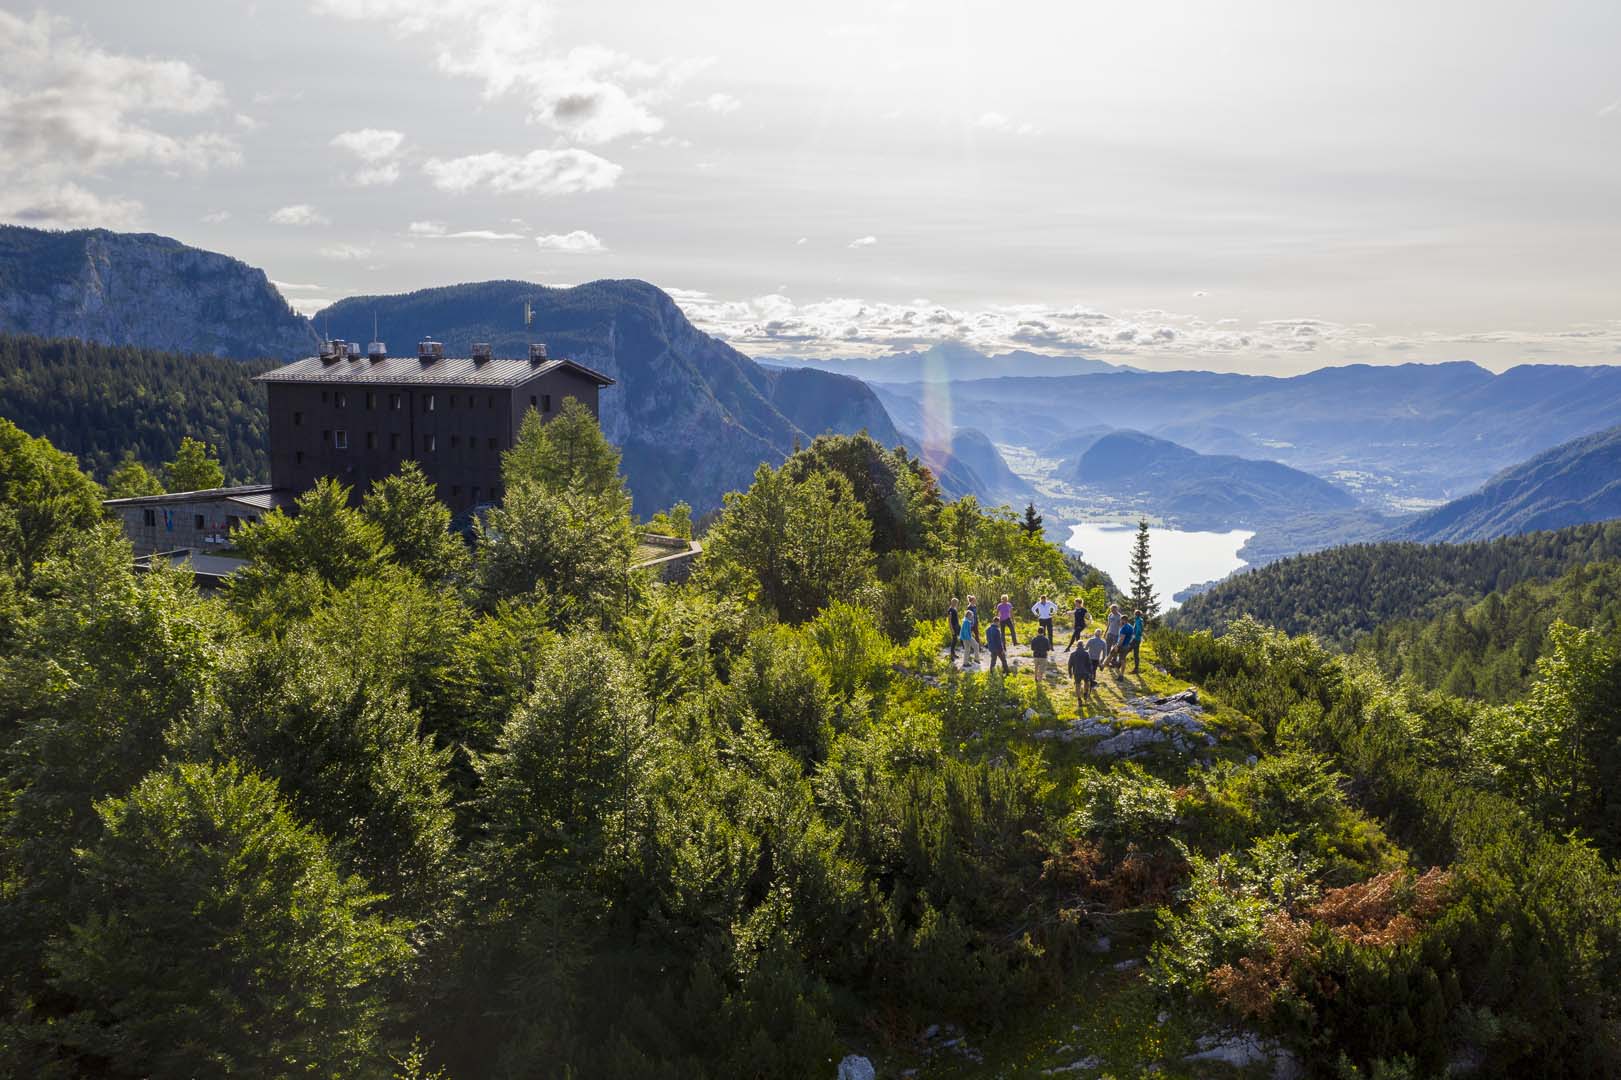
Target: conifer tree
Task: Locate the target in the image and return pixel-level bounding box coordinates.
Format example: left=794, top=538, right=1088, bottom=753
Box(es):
left=105, top=454, right=164, bottom=498
left=1021, top=501, right=1044, bottom=539
left=1128, top=518, right=1159, bottom=618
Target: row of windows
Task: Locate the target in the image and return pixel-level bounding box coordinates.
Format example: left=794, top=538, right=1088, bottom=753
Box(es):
left=140, top=509, right=258, bottom=531
left=296, top=393, right=553, bottom=426
left=313, top=430, right=500, bottom=451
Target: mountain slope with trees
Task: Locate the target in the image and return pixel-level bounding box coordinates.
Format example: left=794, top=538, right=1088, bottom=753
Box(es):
left=1391, top=422, right=1621, bottom=542
left=0, top=333, right=271, bottom=484
left=1168, top=520, right=1621, bottom=647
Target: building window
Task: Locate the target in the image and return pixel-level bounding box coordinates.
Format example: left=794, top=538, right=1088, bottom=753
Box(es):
left=335, top=430, right=348, bottom=449
left=451, top=485, right=461, bottom=498
left=471, top=485, right=481, bottom=504
left=391, top=393, right=402, bottom=410
left=226, top=515, right=240, bottom=531
left=293, top=411, right=303, bottom=426
left=426, top=394, right=436, bottom=412
left=365, top=392, right=375, bottom=409
left=487, top=437, right=497, bottom=450
left=295, top=450, right=304, bottom=465
left=543, top=394, right=552, bottom=412
left=488, top=394, right=495, bottom=408
left=365, top=431, right=376, bottom=449
left=530, top=394, right=537, bottom=407
left=335, top=392, right=347, bottom=408
left=424, top=434, right=436, bottom=452
left=390, top=433, right=400, bottom=451
left=143, top=508, right=156, bottom=527
left=321, top=429, right=330, bottom=445
left=321, top=391, right=329, bottom=403
left=450, top=435, right=460, bottom=449
left=449, top=394, right=456, bottom=408
left=193, top=513, right=206, bottom=530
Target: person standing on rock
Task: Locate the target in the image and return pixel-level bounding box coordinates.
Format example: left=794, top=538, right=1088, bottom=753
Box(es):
left=947, top=597, right=961, bottom=660
left=958, top=604, right=980, bottom=665
left=1066, top=597, right=1089, bottom=650
left=996, top=594, right=1018, bottom=645
left=1030, top=624, right=1053, bottom=683
left=1069, top=633, right=1097, bottom=707
left=1031, top=594, right=1056, bottom=642
left=1129, top=609, right=1146, bottom=674
left=985, top=617, right=1010, bottom=674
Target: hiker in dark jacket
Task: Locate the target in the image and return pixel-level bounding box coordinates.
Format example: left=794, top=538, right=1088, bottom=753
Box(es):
left=966, top=595, right=982, bottom=646
left=1068, top=640, right=1097, bottom=707
left=1067, top=598, right=1089, bottom=650
left=985, top=618, right=1010, bottom=674
left=1031, top=626, right=1053, bottom=682
left=1129, top=610, right=1145, bottom=673
left=947, top=598, right=961, bottom=659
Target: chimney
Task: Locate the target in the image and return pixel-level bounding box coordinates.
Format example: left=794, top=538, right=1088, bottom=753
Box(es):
left=528, top=342, right=549, bottom=365
left=319, top=340, right=338, bottom=363
left=347, top=342, right=361, bottom=360
left=367, top=340, right=387, bottom=362
left=417, top=339, right=444, bottom=363
left=471, top=342, right=493, bottom=363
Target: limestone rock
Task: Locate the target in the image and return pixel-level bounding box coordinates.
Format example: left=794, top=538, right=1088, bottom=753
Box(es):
left=836, top=1054, right=876, bottom=1080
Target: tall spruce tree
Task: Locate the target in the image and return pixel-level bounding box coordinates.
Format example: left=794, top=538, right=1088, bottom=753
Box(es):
left=1128, top=518, right=1159, bottom=618
left=1021, top=501, right=1044, bottom=539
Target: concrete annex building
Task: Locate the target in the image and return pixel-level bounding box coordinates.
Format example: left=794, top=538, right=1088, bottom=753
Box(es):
left=106, top=338, right=614, bottom=563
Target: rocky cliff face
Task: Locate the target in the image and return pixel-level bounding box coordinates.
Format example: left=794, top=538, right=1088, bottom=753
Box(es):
left=0, top=226, right=320, bottom=360
left=318, top=280, right=904, bottom=515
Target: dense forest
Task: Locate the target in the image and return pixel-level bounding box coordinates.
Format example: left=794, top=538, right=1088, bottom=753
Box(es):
left=1170, top=521, right=1621, bottom=647
left=2, top=408, right=1620, bottom=1077
left=0, top=333, right=272, bottom=484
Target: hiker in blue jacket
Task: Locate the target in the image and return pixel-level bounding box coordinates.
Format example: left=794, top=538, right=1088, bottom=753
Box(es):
left=1129, top=609, right=1146, bottom=674
left=985, top=617, right=1010, bottom=674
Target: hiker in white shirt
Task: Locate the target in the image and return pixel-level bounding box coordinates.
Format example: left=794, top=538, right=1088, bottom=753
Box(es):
left=1030, top=595, right=1057, bottom=641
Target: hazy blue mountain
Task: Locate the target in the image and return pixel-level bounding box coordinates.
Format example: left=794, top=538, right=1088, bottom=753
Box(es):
left=871, top=362, right=1621, bottom=508
left=1043, top=426, right=1115, bottom=465
left=0, top=225, right=320, bottom=359
left=899, top=427, right=1031, bottom=505
left=317, top=280, right=902, bottom=515
left=1391, top=423, right=1621, bottom=542
left=1067, top=430, right=1356, bottom=529
left=760, top=342, right=1122, bottom=382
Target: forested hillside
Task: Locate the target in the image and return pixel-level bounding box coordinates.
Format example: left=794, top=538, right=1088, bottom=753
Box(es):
left=5, top=414, right=1621, bottom=1076
left=0, top=333, right=271, bottom=484
left=1359, top=560, right=1621, bottom=702
left=1169, top=521, right=1621, bottom=647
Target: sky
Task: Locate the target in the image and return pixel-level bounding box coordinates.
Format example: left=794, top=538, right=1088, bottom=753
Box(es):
left=2, top=0, right=1618, bottom=374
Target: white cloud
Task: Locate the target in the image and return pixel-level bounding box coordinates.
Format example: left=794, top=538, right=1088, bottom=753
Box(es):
left=432, top=229, right=528, bottom=241
left=423, top=149, right=622, bottom=195
left=848, top=235, right=877, bottom=248
left=330, top=128, right=405, bottom=186
left=330, top=127, right=405, bottom=161
left=271, top=279, right=323, bottom=291
left=0, top=11, right=240, bottom=176
left=286, top=296, right=332, bottom=317
left=691, top=92, right=741, bottom=114
left=318, top=242, right=371, bottom=260
left=535, top=229, right=606, bottom=253
left=1601, top=100, right=1621, bottom=118
left=408, top=220, right=446, bottom=236
left=269, top=204, right=330, bottom=226
left=795, top=237, right=808, bottom=245
left=0, top=181, right=142, bottom=229
left=311, top=0, right=709, bottom=144
left=201, top=209, right=232, bottom=224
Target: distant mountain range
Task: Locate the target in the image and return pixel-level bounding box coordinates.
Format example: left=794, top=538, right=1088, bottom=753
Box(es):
left=1064, top=430, right=1356, bottom=529
left=760, top=343, right=1124, bottom=383
left=870, top=362, right=1621, bottom=509
left=1391, top=423, right=1621, bottom=543
left=902, top=427, right=1032, bottom=505
left=0, top=226, right=320, bottom=359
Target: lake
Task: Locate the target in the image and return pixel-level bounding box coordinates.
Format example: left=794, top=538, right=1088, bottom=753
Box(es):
left=1065, top=522, right=1253, bottom=607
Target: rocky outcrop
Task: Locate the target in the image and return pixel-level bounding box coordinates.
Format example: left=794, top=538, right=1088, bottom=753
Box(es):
left=0, top=226, right=320, bottom=360
left=1031, top=689, right=1216, bottom=758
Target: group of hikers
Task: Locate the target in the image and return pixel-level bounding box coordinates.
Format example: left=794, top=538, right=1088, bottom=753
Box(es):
left=947, top=594, right=1146, bottom=707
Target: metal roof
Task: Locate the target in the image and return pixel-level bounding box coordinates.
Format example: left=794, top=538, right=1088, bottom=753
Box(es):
left=253, top=354, right=615, bottom=388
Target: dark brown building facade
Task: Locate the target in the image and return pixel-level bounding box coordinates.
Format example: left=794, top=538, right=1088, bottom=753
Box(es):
left=253, top=342, right=614, bottom=513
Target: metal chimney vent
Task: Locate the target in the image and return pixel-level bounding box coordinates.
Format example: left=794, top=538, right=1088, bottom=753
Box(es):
left=319, top=340, right=338, bottom=362
left=417, top=339, right=444, bottom=362
left=528, top=342, right=549, bottom=364
left=471, top=342, right=493, bottom=363
left=367, top=341, right=387, bottom=362
left=347, top=342, right=361, bottom=359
